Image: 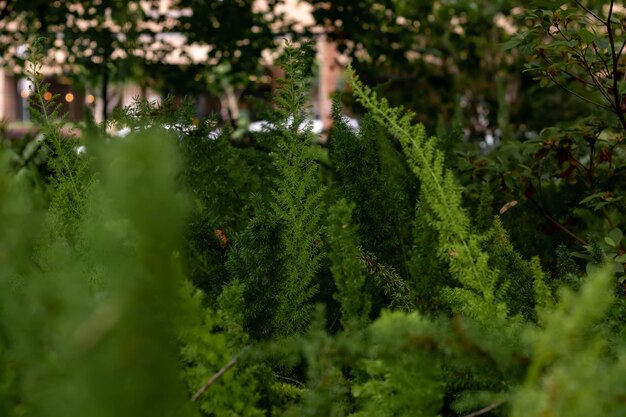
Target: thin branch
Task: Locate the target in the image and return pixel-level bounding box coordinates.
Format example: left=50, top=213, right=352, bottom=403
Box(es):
left=549, top=24, right=612, bottom=99
left=576, top=49, right=615, bottom=108
left=606, top=0, right=626, bottom=132
left=29, top=62, right=82, bottom=205
left=554, top=23, right=571, bottom=43
left=575, top=0, right=605, bottom=24
left=273, top=373, right=305, bottom=387
left=591, top=41, right=612, bottom=78
left=529, top=196, right=588, bottom=246
left=191, top=347, right=250, bottom=402
left=462, top=400, right=506, bottom=417
left=546, top=73, right=613, bottom=111
left=540, top=52, right=597, bottom=89
left=617, top=37, right=626, bottom=62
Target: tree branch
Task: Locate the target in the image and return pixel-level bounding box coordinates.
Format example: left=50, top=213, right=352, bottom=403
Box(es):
left=273, top=373, right=305, bottom=387
left=574, top=0, right=605, bottom=24
left=606, top=0, right=626, bottom=132
left=617, top=37, right=626, bottom=63
left=526, top=180, right=588, bottom=246
left=462, top=399, right=506, bottom=417
left=546, top=73, right=612, bottom=111
left=191, top=346, right=250, bottom=402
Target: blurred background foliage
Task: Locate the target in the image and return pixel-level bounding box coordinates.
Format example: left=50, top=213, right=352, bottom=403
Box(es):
left=0, top=0, right=594, bottom=136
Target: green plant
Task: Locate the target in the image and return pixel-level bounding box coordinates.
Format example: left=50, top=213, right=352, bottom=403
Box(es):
left=348, top=67, right=511, bottom=323
left=466, top=1, right=626, bottom=264
left=26, top=40, right=93, bottom=243
left=3, top=36, right=626, bottom=417
left=326, top=199, right=371, bottom=331
left=227, top=41, right=328, bottom=338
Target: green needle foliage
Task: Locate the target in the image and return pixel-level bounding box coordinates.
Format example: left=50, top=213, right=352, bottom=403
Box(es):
left=229, top=41, right=327, bottom=338
left=512, top=267, right=625, bottom=417
left=352, top=312, right=445, bottom=417
left=327, top=199, right=371, bottom=332
left=3, top=37, right=626, bottom=417
left=0, top=128, right=194, bottom=417
left=348, top=67, right=508, bottom=323
left=179, top=280, right=264, bottom=417
left=269, top=41, right=327, bottom=335
left=329, top=102, right=415, bottom=275
left=26, top=41, right=93, bottom=244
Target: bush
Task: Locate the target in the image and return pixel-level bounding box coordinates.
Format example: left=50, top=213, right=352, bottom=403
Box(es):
left=1, top=37, right=626, bottom=417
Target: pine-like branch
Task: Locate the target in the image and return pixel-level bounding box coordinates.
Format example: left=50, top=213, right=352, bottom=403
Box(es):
left=347, top=67, right=507, bottom=322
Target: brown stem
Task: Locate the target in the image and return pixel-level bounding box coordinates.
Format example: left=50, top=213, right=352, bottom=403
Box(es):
left=540, top=50, right=605, bottom=91
left=272, top=373, right=305, bottom=387
left=617, top=37, right=626, bottom=62
left=575, top=44, right=615, bottom=106
left=591, top=42, right=612, bottom=78
left=462, top=400, right=506, bottom=417
left=575, top=0, right=605, bottom=24
left=191, top=347, right=250, bottom=402
left=546, top=73, right=612, bottom=110
left=606, top=0, right=626, bottom=133
left=588, top=140, right=595, bottom=188
left=526, top=193, right=588, bottom=246
left=546, top=24, right=613, bottom=108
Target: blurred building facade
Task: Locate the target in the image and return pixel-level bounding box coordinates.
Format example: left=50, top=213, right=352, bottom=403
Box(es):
left=0, top=0, right=340, bottom=134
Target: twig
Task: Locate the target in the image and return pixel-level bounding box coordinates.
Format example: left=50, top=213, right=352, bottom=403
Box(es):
left=617, top=37, right=626, bottom=63
left=605, top=0, right=626, bottom=132
left=191, top=346, right=250, bottom=402
left=546, top=74, right=612, bottom=111
left=462, top=399, right=506, bottom=417
left=525, top=193, right=588, bottom=246
left=574, top=0, right=605, bottom=24
left=273, top=373, right=305, bottom=387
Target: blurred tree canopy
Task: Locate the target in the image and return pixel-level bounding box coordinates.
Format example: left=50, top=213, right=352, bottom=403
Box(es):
left=308, top=0, right=594, bottom=140
left=0, top=0, right=285, bottom=119
left=0, top=0, right=152, bottom=119
left=0, top=0, right=598, bottom=132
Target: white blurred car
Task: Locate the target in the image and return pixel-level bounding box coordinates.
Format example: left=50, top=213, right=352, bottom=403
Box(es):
left=248, top=115, right=358, bottom=135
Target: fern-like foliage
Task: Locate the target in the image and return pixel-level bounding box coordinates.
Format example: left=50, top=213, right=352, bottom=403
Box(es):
left=329, top=102, right=415, bottom=276
left=268, top=41, right=326, bottom=335
left=26, top=41, right=92, bottom=243
left=359, top=251, right=414, bottom=312
left=111, top=96, right=276, bottom=302
left=284, top=307, right=349, bottom=417
left=484, top=218, right=539, bottom=320
left=555, top=244, right=581, bottom=289
left=327, top=199, right=371, bottom=331
left=406, top=202, right=452, bottom=313
left=0, top=151, right=45, bottom=416
left=511, top=267, right=625, bottom=417
left=1, top=128, right=194, bottom=417
left=351, top=312, right=444, bottom=417
left=227, top=201, right=284, bottom=339
left=226, top=42, right=325, bottom=337
left=179, top=280, right=264, bottom=417
left=347, top=68, right=506, bottom=323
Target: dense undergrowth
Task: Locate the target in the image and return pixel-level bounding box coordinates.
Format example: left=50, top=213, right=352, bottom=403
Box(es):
left=2, top=17, right=626, bottom=417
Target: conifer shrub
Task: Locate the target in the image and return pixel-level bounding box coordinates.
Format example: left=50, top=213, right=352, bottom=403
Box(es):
left=1, top=38, right=626, bottom=417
